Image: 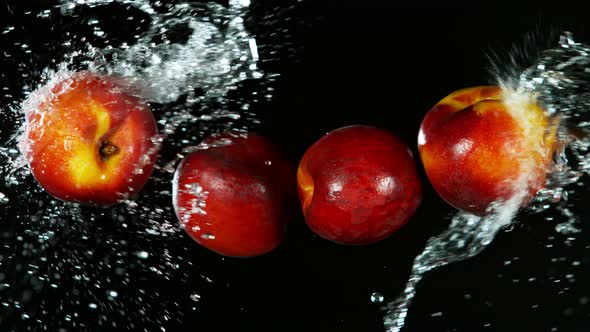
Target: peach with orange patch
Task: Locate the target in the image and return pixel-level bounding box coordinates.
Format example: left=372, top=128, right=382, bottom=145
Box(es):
left=418, top=86, right=556, bottom=215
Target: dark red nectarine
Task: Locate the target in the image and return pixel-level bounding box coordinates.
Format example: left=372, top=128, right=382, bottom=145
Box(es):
left=297, top=125, right=422, bottom=245
left=172, top=132, right=295, bottom=258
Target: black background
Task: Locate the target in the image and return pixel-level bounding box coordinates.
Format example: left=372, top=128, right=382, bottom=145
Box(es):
left=2, top=1, right=590, bottom=332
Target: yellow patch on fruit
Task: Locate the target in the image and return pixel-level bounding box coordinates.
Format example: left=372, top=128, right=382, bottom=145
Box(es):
left=297, top=165, right=314, bottom=213
left=68, top=101, right=123, bottom=188
left=93, top=104, right=111, bottom=142
left=438, top=86, right=502, bottom=113
left=418, top=148, right=435, bottom=174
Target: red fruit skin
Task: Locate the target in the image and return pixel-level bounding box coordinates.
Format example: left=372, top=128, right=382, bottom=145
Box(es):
left=172, top=132, right=295, bottom=258
left=24, top=71, right=160, bottom=206
left=297, top=125, right=422, bottom=245
left=418, top=86, right=553, bottom=215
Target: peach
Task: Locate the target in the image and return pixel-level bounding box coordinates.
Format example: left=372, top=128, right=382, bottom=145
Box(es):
left=23, top=71, right=160, bottom=205
left=418, top=86, right=556, bottom=215
left=297, top=125, right=422, bottom=245
left=172, top=132, right=295, bottom=258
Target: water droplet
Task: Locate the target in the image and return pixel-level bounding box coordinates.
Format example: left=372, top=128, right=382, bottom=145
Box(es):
left=186, top=183, right=203, bottom=196
left=370, top=292, right=384, bottom=303
left=135, top=251, right=149, bottom=259
left=555, top=222, right=581, bottom=234
left=2, top=26, right=15, bottom=34
left=200, top=233, right=215, bottom=240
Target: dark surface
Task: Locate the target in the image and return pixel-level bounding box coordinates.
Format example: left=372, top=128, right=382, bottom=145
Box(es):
left=1, top=2, right=590, bottom=332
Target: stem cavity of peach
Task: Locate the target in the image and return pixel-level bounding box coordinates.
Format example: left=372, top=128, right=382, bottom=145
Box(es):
left=99, top=141, right=119, bottom=160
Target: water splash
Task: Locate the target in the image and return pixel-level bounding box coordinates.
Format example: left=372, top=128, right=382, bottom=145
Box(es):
left=384, top=32, right=590, bottom=332
left=0, top=0, right=270, bottom=330
left=82, top=0, right=262, bottom=103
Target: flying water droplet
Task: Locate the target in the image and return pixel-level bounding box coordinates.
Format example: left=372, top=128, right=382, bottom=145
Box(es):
left=107, top=290, right=118, bottom=299
left=370, top=292, right=384, bottom=304
left=135, top=251, right=149, bottom=259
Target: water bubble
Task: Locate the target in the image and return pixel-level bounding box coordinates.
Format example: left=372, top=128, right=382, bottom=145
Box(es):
left=370, top=292, right=384, bottom=303
left=107, top=290, right=118, bottom=299
left=89, top=303, right=98, bottom=309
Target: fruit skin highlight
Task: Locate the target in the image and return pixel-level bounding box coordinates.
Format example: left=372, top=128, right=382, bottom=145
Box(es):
left=297, top=125, right=422, bottom=245
left=24, top=71, right=160, bottom=206
left=418, top=86, right=556, bottom=215
left=172, top=132, right=295, bottom=258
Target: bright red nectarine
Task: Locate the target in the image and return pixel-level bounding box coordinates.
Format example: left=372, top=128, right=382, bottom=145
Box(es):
left=172, top=132, right=295, bottom=258
left=297, top=125, right=422, bottom=245
left=418, top=86, right=556, bottom=215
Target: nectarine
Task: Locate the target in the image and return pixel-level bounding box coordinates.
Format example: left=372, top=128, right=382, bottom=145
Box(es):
left=418, top=86, right=556, bottom=215
left=172, top=132, right=295, bottom=258
left=23, top=71, right=160, bottom=206
left=297, top=125, right=422, bottom=245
